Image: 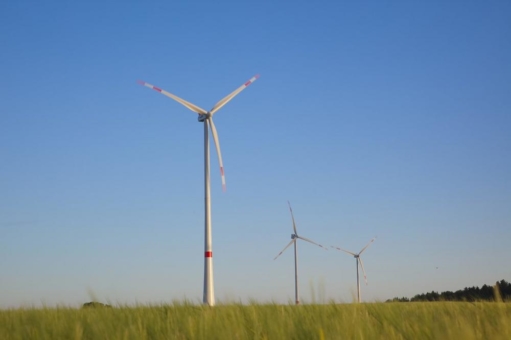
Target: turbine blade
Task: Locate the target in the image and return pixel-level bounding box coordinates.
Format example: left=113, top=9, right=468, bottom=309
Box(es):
left=297, top=235, right=328, bottom=250
left=359, top=237, right=377, bottom=255
left=208, top=117, right=226, bottom=191
left=209, top=74, right=259, bottom=115
left=274, top=239, right=295, bottom=260
left=137, top=80, right=207, bottom=114
left=287, top=201, right=298, bottom=235
left=359, top=257, right=368, bottom=285
left=331, top=246, right=356, bottom=256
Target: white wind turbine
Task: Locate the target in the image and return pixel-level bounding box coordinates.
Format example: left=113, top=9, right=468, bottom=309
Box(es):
left=138, top=75, right=259, bottom=306
left=331, top=237, right=376, bottom=303
left=274, top=202, right=328, bottom=305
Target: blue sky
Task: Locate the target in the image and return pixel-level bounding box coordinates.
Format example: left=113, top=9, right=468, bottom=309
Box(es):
left=1, top=0, right=510, bottom=307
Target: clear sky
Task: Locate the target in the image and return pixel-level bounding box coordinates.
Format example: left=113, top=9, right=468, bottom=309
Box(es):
left=1, top=1, right=510, bottom=307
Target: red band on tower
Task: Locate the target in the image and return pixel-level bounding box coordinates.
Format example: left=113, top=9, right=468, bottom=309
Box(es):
left=205, top=251, right=212, bottom=258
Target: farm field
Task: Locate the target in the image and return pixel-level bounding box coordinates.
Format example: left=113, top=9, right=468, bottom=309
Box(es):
left=1, top=301, right=510, bottom=339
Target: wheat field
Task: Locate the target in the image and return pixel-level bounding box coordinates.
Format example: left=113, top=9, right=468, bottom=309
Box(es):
left=1, top=301, right=510, bottom=339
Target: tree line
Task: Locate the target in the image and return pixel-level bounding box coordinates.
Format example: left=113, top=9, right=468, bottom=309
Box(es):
left=387, top=280, right=511, bottom=302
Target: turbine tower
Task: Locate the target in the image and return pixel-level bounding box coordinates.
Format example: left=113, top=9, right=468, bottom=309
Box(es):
left=331, top=237, right=376, bottom=303
left=138, top=75, right=259, bottom=306
left=274, top=202, right=328, bottom=305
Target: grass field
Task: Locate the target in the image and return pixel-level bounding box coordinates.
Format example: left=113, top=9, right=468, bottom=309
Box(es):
left=1, top=301, right=510, bottom=339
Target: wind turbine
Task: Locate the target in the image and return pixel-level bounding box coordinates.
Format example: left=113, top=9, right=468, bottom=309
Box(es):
left=331, top=237, right=376, bottom=303
left=274, top=202, right=328, bottom=305
left=137, top=75, right=259, bottom=306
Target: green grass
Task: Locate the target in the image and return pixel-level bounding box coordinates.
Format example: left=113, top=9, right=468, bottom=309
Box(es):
left=1, top=302, right=510, bottom=339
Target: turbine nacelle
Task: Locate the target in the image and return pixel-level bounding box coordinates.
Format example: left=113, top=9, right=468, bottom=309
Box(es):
left=198, top=113, right=211, bottom=122
left=291, top=233, right=297, bottom=239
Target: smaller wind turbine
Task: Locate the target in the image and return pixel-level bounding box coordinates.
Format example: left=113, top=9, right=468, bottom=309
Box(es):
left=274, top=202, right=328, bottom=305
left=331, top=237, right=376, bottom=303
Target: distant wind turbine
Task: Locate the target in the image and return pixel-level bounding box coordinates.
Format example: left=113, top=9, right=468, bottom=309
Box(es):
left=138, top=75, right=259, bottom=306
left=331, top=237, right=376, bottom=303
left=274, top=202, right=328, bottom=305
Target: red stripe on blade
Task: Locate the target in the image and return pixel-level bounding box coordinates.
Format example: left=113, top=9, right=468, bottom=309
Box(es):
left=220, top=167, right=224, bottom=176
left=153, top=86, right=162, bottom=92
left=205, top=251, right=212, bottom=258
